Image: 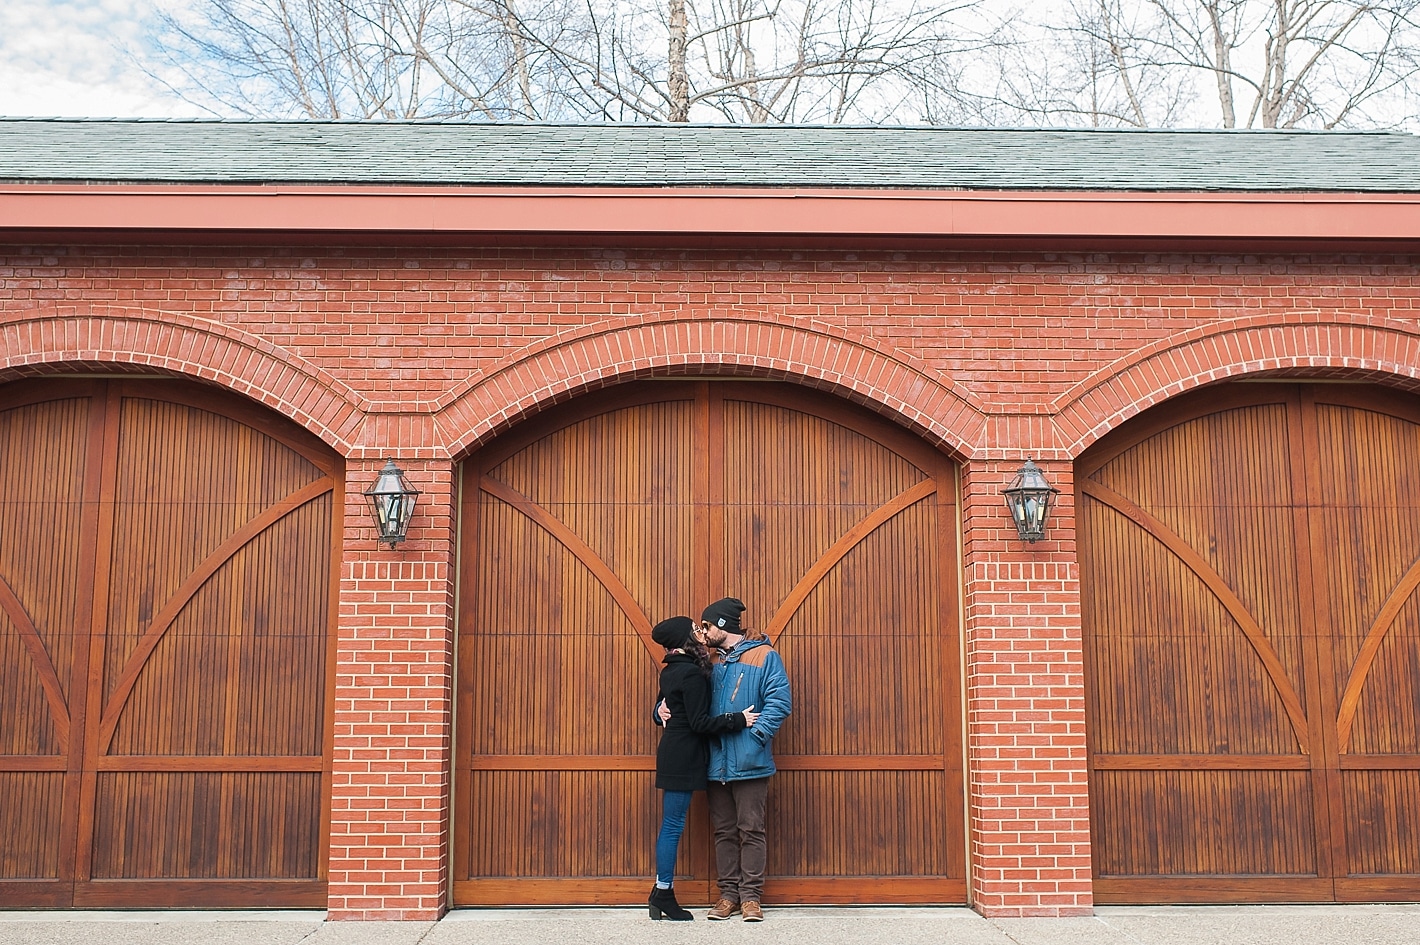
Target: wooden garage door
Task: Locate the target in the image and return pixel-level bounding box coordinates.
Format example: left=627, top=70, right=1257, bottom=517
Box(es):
left=454, top=381, right=964, bottom=905
left=1080, top=382, right=1420, bottom=903
left=0, top=378, right=339, bottom=908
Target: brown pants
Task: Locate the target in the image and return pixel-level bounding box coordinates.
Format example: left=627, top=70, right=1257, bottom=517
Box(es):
left=706, top=776, right=770, bottom=903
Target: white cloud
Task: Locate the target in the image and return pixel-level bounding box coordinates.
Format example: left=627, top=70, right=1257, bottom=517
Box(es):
left=0, top=0, right=204, bottom=117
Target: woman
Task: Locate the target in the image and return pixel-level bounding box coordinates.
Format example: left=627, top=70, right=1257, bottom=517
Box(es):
left=648, top=615, right=759, bottom=921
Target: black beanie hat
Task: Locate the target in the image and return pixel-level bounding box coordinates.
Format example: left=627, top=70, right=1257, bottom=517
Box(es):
left=652, top=615, right=696, bottom=649
left=701, top=597, right=746, bottom=633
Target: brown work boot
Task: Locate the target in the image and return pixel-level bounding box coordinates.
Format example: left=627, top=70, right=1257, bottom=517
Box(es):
left=741, top=900, right=763, bottom=922
left=706, top=898, right=740, bottom=920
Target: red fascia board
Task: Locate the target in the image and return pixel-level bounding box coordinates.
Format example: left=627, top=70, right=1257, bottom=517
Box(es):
left=2, top=184, right=1420, bottom=240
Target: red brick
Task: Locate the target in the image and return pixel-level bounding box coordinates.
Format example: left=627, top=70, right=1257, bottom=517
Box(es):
left=7, top=245, right=1420, bottom=919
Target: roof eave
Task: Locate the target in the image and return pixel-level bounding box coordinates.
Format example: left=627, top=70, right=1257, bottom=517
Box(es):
left=3, top=182, right=1420, bottom=243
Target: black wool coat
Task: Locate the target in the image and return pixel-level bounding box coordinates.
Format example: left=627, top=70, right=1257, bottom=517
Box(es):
left=655, top=652, right=747, bottom=791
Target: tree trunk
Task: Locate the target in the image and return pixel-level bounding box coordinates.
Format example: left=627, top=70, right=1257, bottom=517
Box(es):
left=668, top=0, right=689, bottom=121
left=1206, top=0, right=1236, bottom=127
left=503, top=0, right=535, bottom=118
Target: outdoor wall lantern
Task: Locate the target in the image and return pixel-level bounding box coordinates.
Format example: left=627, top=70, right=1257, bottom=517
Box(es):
left=1003, top=459, right=1060, bottom=543
left=364, top=459, right=421, bottom=549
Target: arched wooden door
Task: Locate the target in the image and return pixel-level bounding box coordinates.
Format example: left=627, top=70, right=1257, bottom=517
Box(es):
left=1080, top=382, right=1420, bottom=903
left=0, top=378, right=339, bottom=908
left=454, top=381, right=964, bottom=905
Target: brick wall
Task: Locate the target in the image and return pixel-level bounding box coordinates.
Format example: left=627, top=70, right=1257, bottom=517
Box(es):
left=5, top=246, right=1419, bottom=408
left=963, top=460, right=1090, bottom=916
left=3, top=242, right=1418, bottom=918
left=329, top=460, right=457, bottom=920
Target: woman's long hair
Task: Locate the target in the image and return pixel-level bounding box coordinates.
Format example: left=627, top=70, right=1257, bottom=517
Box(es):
left=685, top=640, right=713, bottom=677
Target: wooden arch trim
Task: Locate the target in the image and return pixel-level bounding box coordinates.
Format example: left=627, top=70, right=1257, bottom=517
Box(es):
left=0, top=574, right=70, bottom=750
left=1335, top=553, right=1420, bottom=752
left=1081, top=479, right=1312, bottom=751
left=95, top=477, right=335, bottom=752
left=763, top=479, right=938, bottom=644
left=478, top=474, right=657, bottom=659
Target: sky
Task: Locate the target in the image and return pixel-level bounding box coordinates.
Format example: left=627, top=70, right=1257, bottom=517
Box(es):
left=4, top=0, right=1417, bottom=127
left=0, top=0, right=202, bottom=117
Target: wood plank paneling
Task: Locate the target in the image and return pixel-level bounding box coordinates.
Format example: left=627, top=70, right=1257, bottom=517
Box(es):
left=1081, top=383, right=1420, bottom=903
left=767, top=770, right=950, bottom=876
left=465, top=497, right=659, bottom=759
left=0, top=772, right=67, bottom=879
left=464, top=770, right=659, bottom=878
left=1307, top=391, right=1420, bottom=890
left=487, top=397, right=699, bottom=634
left=0, top=386, right=98, bottom=894
left=1313, top=402, right=1420, bottom=756
left=0, top=378, right=339, bottom=908
left=455, top=382, right=964, bottom=905
left=751, top=484, right=945, bottom=760
left=1340, top=771, right=1420, bottom=876
left=106, top=503, right=332, bottom=758
left=90, top=772, right=322, bottom=880
left=1092, top=769, right=1318, bottom=877
left=0, top=396, right=90, bottom=757
left=1081, top=495, right=1302, bottom=756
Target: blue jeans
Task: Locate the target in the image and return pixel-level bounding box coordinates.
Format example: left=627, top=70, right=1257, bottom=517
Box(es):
left=654, top=790, right=695, bottom=886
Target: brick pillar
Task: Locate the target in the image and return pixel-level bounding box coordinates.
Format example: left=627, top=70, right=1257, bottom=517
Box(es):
left=327, top=458, right=456, bottom=920
left=961, top=458, right=1092, bottom=916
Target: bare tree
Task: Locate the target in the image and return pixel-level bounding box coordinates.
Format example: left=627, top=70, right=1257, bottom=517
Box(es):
left=150, top=0, right=995, bottom=121
left=948, top=1, right=1193, bottom=126
left=974, top=0, right=1420, bottom=128
left=148, top=0, right=1420, bottom=126
left=499, top=0, right=993, bottom=122
left=150, top=0, right=576, bottom=118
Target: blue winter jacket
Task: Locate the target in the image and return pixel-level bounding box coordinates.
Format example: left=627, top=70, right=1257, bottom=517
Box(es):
left=706, top=638, right=792, bottom=782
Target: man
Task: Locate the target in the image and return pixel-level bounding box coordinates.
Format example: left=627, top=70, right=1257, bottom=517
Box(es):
left=689, top=596, right=792, bottom=922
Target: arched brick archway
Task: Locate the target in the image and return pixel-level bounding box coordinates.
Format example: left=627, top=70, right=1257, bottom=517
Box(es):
left=1054, top=313, right=1420, bottom=457
left=0, top=308, right=367, bottom=453
left=436, top=311, right=988, bottom=461
left=0, top=309, right=995, bottom=464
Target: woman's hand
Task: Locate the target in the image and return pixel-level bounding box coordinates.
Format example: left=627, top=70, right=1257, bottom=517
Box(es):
left=742, top=704, right=760, bottom=727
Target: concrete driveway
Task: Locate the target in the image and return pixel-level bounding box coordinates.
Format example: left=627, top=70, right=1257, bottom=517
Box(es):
left=3, top=905, right=1419, bottom=945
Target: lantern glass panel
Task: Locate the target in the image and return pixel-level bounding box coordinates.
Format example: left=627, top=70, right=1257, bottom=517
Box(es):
left=1002, top=459, right=1058, bottom=543
left=363, top=460, right=421, bottom=548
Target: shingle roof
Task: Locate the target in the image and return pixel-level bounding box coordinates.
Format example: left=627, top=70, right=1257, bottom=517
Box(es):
left=2, top=119, right=1419, bottom=191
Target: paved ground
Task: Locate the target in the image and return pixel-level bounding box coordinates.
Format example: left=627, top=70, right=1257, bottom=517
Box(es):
left=3, top=905, right=1420, bottom=945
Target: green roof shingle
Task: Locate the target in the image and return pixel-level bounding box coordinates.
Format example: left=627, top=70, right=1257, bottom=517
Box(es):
left=2, top=119, right=1418, bottom=191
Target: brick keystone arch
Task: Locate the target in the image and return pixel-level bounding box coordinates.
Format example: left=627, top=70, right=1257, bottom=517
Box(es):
left=434, top=311, right=988, bottom=461
left=0, top=307, right=367, bottom=451
left=1053, top=312, right=1420, bottom=456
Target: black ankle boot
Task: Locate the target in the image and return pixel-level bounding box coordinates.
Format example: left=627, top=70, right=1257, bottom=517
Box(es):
left=648, top=885, right=693, bottom=921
